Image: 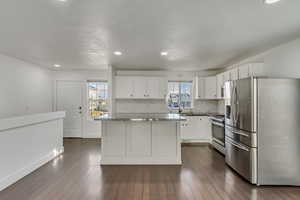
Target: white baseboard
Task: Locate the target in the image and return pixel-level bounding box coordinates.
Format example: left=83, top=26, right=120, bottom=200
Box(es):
left=181, top=139, right=212, bottom=143
left=0, top=146, right=64, bottom=192
left=101, top=157, right=182, bottom=165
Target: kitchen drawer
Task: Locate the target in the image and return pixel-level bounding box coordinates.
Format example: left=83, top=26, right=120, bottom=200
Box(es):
left=225, top=136, right=257, bottom=184
left=225, top=126, right=257, bottom=147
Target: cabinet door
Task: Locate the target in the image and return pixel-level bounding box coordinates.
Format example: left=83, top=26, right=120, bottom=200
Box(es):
left=239, top=64, right=250, bottom=79
left=115, top=76, right=134, bottom=98
left=181, top=116, right=212, bottom=141
left=230, top=68, right=239, bottom=81
left=180, top=117, right=193, bottom=139
left=133, top=77, right=147, bottom=99
left=216, top=73, right=224, bottom=99
left=223, top=71, right=230, bottom=82
left=204, top=76, right=217, bottom=99
left=126, top=122, right=151, bottom=156
left=102, top=121, right=126, bottom=156
left=249, top=63, right=264, bottom=76
left=197, top=117, right=212, bottom=141
left=146, top=77, right=165, bottom=99
left=196, top=77, right=205, bottom=99
left=152, top=121, right=177, bottom=157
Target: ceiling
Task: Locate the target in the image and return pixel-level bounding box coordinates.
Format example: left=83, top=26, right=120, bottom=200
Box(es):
left=0, top=0, right=300, bottom=71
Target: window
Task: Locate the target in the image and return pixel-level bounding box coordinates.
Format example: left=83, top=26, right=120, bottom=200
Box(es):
left=88, top=81, right=108, bottom=118
left=167, top=81, right=193, bottom=109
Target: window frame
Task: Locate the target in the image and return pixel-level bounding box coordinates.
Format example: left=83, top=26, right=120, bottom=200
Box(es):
left=87, top=80, right=109, bottom=119
left=167, top=80, right=194, bottom=111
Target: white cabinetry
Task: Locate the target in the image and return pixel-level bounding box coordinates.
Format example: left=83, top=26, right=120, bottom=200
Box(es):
left=229, top=68, right=239, bottom=80
left=196, top=77, right=205, bottom=99
left=146, top=77, right=166, bottom=99
left=238, top=64, right=250, bottom=79
left=115, top=76, right=166, bottom=99
left=133, top=77, right=148, bottom=99
left=216, top=73, right=224, bottom=99
left=101, top=121, right=181, bottom=165
left=196, top=76, right=217, bottom=99
left=223, top=71, right=230, bottom=82
left=180, top=116, right=212, bottom=143
left=238, top=63, right=264, bottom=79
left=115, top=76, right=134, bottom=98
left=126, top=122, right=151, bottom=156
left=204, top=76, right=217, bottom=99
left=249, top=63, right=264, bottom=76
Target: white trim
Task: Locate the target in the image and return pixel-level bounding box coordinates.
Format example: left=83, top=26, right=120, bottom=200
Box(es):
left=0, top=112, right=65, bottom=132
left=181, top=139, right=212, bottom=143
left=0, top=147, right=64, bottom=191
left=101, top=157, right=181, bottom=165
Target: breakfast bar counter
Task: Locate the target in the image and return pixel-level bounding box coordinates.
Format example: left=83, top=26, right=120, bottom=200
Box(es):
left=95, top=113, right=185, bottom=165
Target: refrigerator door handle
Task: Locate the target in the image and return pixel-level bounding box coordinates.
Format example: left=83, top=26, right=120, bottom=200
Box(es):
left=227, top=138, right=249, bottom=152
left=231, top=130, right=249, bottom=137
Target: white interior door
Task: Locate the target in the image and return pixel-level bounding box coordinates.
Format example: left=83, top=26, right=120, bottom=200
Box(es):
left=56, top=81, right=84, bottom=138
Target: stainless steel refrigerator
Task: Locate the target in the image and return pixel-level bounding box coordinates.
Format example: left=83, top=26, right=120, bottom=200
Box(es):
left=224, top=77, right=300, bottom=185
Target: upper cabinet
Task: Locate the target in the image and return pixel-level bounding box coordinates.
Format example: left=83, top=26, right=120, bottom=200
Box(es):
left=196, top=76, right=218, bottom=99
left=249, top=63, right=264, bottom=76
left=115, top=76, right=166, bottom=99
left=204, top=76, right=217, bottom=99
left=206, top=62, right=264, bottom=100
left=229, top=68, right=239, bottom=81
left=238, top=64, right=250, bottom=79
left=115, top=76, right=134, bottom=98
left=216, top=73, right=224, bottom=99
left=238, top=63, right=264, bottom=79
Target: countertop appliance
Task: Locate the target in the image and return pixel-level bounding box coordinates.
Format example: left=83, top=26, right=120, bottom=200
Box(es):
left=224, top=77, right=300, bottom=185
left=209, top=115, right=225, bottom=155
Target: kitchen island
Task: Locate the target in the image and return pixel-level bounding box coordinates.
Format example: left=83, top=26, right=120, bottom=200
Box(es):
left=95, top=113, right=185, bottom=165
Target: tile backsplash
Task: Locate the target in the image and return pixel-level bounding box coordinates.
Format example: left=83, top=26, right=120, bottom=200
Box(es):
left=115, top=99, right=221, bottom=114
left=115, top=99, right=169, bottom=113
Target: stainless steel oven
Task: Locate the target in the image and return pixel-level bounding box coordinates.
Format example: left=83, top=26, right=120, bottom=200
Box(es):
left=210, top=116, right=225, bottom=155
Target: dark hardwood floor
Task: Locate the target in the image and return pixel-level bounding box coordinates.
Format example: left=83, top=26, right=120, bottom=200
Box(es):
left=1, top=139, right=300, bottom=200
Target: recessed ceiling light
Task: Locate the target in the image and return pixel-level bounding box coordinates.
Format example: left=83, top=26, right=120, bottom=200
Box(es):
left=161, top=52, right=168, bottom=56
left=264, top=0, right=281, bottom=4
left=53, top=64, right=61, bottom=68
left=114, top=51, right=122, bottom=56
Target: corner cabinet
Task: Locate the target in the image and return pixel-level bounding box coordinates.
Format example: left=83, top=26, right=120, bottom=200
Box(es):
left=115, top=76, right=166, bottom=99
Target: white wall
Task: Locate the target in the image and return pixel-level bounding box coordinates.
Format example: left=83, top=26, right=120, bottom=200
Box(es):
left=225, top=37, right=300, bottom=78
left=0, top=54, right=53, bottom=119
left=53, top=70, right=108, bottom=138
left=216, top=37, right=300, bottom=115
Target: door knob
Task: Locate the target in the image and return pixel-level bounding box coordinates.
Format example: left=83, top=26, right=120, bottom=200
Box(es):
left=78, top=106, right=82, bottom=110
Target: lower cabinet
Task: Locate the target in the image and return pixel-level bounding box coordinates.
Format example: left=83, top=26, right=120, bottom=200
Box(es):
left=126, top=122, right=151, bottom=156
left=101, top=121, right=181, bottom=165
left=180, top=116, right=212, bottom=143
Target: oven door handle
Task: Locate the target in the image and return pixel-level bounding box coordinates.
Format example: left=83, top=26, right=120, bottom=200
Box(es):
left=212, top=121, right=224, bottom=127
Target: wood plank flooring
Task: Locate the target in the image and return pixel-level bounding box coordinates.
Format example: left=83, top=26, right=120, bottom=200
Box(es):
left=1, top=139, right=300, bottom=200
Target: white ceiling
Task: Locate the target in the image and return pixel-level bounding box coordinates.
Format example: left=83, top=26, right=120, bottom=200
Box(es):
left=0, top=0, right=300, bottom=71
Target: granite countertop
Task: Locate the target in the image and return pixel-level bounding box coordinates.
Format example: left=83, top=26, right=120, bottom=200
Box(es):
left=179, top=112, right=224, bottom=117
left=94, top=113, right=186, bottom=121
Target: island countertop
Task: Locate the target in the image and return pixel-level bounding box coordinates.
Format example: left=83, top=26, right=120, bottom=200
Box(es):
left=94, top=113, right=186, bottom=121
